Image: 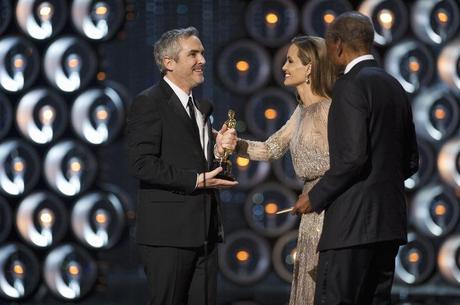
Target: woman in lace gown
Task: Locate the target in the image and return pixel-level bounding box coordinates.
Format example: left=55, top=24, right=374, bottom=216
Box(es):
left=235, top=36, right=336, bottom=305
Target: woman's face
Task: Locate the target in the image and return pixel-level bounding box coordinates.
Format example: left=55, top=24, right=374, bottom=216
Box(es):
left=282, top=44, right=309, bottom=87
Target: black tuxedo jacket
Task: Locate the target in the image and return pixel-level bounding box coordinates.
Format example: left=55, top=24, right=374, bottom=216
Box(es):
left=126, top=79, right=222, bottom=248
left=309, top=60, right=419, bottom=251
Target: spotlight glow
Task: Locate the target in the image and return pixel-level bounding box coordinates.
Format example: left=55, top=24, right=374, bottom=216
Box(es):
left=97, top=71, right=106, bottom=81
left=95, top=210, right=108, bottom=225
left=378, top=9, right=394, bottom=30
left=265, top=202, right=279, bottom=215
left=434, top=107, right=446, bottom=120
left=236, top=60, right=250, bottom=72
left=408, top=57, right=421, bottom=73
left=435, top=203, right=447, bottom=216
left=236, top=156, right=250, bottom=168
left=12, top=261, right=25, bottom=276
left=69, top=160, right=82, bottom=173
left=236, top=250, right=250, bottom=262
left=38, top=2, right=54, bottom=22
left=39, top=105, right=56, bottom=125
left=67, top=56, right=81, bottom=70
left=291, top=249, right=297, bottom=261
left=408, top=250, right=420, bottom=263
left=323, top=12, right=335, bottom=24
left=264, top=108, right=278, bottom=120
left=13, top=159, right=25, bottom=173
left=67, top=263, right=80, bottom=276
left=94, top=2, right=109, bottom=18
left=436, top=9, right=449, bottom=25
left=38, top=208, right=55, bottom=228
left=13, top=55, right=26, bottom=71
left=265, top=12, right=279, bottom=25
left=95, top=106, right=109, bottom=121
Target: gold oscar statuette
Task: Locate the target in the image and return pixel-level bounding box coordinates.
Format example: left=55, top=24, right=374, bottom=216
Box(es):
left=214, top=110, right=236, bottom=181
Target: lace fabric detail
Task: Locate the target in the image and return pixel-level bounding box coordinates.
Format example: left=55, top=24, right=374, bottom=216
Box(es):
left=289, top=180, right=324, bottom=305
left=237, top=100, right=331, bottom=305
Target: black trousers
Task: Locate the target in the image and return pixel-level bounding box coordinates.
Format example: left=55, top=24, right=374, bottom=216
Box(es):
left=314, top=241, right=399, bottom=305
left=138, top=243, right=218, bottom=305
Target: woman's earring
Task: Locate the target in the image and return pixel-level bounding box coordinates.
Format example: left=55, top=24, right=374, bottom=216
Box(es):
left=305, top=76, right=310, bottom=85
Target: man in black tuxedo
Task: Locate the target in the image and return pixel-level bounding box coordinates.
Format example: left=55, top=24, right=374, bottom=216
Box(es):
left=292, top=12, right=419, bottom=305
left=126, top=27, right=237, bottom=305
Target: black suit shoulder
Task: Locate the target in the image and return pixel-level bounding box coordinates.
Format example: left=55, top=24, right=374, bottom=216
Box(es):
left=130, top=84, right=166, bottom=111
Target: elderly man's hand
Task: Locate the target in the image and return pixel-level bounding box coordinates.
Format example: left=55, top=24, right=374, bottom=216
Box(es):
left=291, top=193, right=314, bottom=215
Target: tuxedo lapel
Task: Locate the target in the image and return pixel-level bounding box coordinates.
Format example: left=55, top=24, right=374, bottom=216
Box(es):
left=160, top=80, right=203, bottom=149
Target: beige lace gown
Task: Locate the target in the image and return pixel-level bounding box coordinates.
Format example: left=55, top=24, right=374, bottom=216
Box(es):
left=236, top=100, right=331, bottom=305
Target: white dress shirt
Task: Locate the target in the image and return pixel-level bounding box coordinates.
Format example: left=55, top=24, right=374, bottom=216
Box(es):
left=163, top=76, right=210, bottom=161
left=344, top=54, right=375, bottom=74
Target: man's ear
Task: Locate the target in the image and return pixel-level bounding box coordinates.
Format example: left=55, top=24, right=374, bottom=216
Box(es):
left=163, top=56, right=175, bottom=72
left=336, top=39, right=344, bottom=58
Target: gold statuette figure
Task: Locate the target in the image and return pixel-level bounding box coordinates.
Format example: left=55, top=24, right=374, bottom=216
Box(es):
left=214, top=110, right=236, bottom=181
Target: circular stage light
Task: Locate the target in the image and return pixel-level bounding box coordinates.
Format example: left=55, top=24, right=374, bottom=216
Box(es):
left=245, top=88, right=297, bottom=139
left=384, top=39, right=434, bottom=94
left=44, top=140, right=97, bottom=197
left=0, top=93, right=12, bottom=140
left=273, top=152, right=303, bottom=190
left=438, top=38, right=460, bottom=93
left=411, top=184, right=459, bottom=238
left=71, top=188, right=126, bottom=249
left=272, top=230, right=297, bottom=283
left=438, top=138, right=460, bottom=190
left=219, top=230, right=271, bottom=285
left=412, top=0, right=460, bottom=45
left=0, top=139, right=40, bottom=197
left=244, top=182, right=298, bottom=237
left=394, top=232, right=435, bottom=285
left=0, top=36, right=40, bottom=93
left=16, top=88, right=67, bottom=145
left=71, top=82, right=127, bottom=145
left=245, top=0, right=299, bottom=48
left=232, top=155, right=270, bottom=190
left=43, top=243, right=97, bottom=300
left=412, top=85, right=459, bottom=142
left=16, top=191, right=68, bottom=248
left=359, top=0, right=408, bottom=46
left=0, top=243, right=40, bottom=300
left=404, top=140, right=435, bottom=191
left=72, top=0, right=125, bottom=41
left=0, top=196, right=12, bottom=243
left=16, top=0, right=67, bottom=40
left=301, top=0, right=352, bottom=37
left=438, top=234, right=460, bottom=285
left=0, top=0, right=12, bottom=36
left=43, top=36, right=97, bottom=93
left=217, top=40, right=271, bottom=95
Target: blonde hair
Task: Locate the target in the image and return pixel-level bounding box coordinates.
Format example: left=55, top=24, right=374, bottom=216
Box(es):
left=291, top=36, right=336, bottom=98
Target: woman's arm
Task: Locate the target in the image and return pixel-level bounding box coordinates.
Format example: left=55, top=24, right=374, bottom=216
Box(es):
left=235, top=106, right=300, bottom=161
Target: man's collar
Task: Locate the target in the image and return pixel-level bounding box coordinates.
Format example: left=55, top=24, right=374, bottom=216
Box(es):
left=344, top=54, right=375, bottom=74
left=163, top=76, right=193, bottom=107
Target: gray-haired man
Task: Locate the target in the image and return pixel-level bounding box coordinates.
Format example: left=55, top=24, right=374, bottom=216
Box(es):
left=126, top=27, right=237, bottom=305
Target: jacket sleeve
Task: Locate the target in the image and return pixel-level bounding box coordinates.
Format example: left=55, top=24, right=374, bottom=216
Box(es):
left=126, top=94, right=197, bottom=194
left=403, top=97, right=419, bottom=179
left=309, top=82, right=369, bottom=213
